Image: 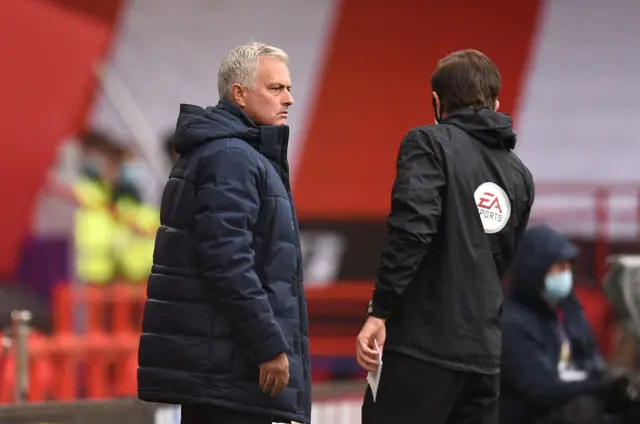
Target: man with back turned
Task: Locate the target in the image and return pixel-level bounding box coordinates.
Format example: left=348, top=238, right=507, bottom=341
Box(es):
left=356, top=49, right=535, bottom=424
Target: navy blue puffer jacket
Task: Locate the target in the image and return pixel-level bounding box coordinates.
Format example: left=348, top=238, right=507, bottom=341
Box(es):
left=137, top=100, right=311, bottom=424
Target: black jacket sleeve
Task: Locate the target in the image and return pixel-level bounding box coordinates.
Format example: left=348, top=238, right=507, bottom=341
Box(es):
left=515, top=170, right=535, bottom=248
left=501, top=318, right=603, bottom=408
left=194, top=146, right=290, bottom=363
left=499, top=173, right=534, bottom=277
left=370, top=130, right=446, bottom=319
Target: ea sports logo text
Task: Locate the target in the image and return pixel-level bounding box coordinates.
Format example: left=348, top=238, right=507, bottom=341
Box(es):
left=474, top=182, right=511, bottom=234
left=478, top=191, right=503, bottom=214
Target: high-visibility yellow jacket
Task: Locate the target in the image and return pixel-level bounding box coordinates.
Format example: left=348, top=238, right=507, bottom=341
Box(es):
left=73, top=177, right=116, bottom=284
left=113, top=195, right=160, bottom=284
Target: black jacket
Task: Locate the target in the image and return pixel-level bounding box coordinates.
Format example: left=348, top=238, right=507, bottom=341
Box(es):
left=370, top=108, right=534, bottom=374
left=137, top=100, right=311, bottom=424
left=499, top=226, right=606, bottom=424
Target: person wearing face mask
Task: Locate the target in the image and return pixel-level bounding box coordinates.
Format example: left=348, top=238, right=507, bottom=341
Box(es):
left=111, top=150, right=160, bottom=284
left=357, top=50, right=534, bottom=424
left=500, top=225, right=633, bottom=424
left=73, top=130, right=126, bottom=285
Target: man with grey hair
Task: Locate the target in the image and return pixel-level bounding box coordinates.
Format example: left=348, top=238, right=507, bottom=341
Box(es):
left=137, top=41, right=311, bottom=424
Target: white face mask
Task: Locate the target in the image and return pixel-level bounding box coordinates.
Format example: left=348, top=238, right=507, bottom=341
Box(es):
left=544, top=270, right=573, bottom=301
left=120, top=161, right=149, bottom=186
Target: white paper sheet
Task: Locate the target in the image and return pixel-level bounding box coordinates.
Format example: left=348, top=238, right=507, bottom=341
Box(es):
left=366, top=340, right=383, bottom=402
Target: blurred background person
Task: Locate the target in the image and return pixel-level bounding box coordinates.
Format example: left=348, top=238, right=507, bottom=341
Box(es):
left=73, top=130, right=158, bottom=286
left=500, top=225, right=637, bottom=424
left=73, top=130, right=127, bottom=285
left=112, top=148, right=159, bottom=284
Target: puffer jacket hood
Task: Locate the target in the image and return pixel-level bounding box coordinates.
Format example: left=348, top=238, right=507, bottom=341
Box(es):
left=173, top=100, right=259, bottom=154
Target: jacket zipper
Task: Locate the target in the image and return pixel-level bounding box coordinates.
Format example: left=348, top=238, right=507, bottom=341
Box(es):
left=258, top=199, right=277, bottom=279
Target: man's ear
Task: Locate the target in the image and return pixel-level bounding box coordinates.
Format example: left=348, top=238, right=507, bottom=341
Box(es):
left=230, top=83, right=247, bottom=108
left=432, top=91, right=441, bottom=122
left=494, top=99, right=500, bottom=112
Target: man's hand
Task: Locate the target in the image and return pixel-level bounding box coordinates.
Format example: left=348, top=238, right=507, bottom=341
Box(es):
left=259, top=352, right=289, bottom=397
left=356, top=316, right=386, bottom=372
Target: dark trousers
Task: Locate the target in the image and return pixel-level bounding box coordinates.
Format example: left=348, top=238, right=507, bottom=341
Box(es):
left=362, top=352, right=499, bottom=424
left=180, top=404, right=275, bottom=424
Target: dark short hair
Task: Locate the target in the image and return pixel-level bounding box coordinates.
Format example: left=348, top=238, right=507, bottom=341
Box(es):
left=79, top=129, right=126, bottom=161
left=430, top=49, right=501, bottom=114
